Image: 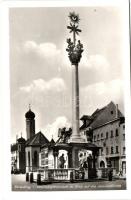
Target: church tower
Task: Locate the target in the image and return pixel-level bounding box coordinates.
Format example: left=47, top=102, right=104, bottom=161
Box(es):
left=25, top=105, right=35, bottom=139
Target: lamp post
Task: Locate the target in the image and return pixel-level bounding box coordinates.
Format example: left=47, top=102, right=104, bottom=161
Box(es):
left=66, top=12, right=85, bottom=143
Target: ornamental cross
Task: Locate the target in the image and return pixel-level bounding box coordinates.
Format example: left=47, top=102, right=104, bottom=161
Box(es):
left=66, top=12, right=84, bottom=65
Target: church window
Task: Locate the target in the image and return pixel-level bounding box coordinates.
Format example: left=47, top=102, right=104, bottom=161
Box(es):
left=28, top=151, right=30, bottom=167
left=18, top=144, right=21, bottom=151
left=34, top=151, right=38, bottom=167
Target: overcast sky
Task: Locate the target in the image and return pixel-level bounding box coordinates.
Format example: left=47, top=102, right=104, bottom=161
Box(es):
left=10, top=7, right=125, bottom=143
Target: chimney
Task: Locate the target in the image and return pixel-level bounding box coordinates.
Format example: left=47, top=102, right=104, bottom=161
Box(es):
left=116, top=104, right=118, bottom=118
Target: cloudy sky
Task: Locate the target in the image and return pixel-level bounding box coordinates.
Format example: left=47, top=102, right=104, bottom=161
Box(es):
left=10, top=7, right=125, bottom=143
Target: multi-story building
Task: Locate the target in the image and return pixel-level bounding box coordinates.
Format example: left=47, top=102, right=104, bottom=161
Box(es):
left=80, top=101, right=126, bottom=176
left=11, top=136, right=26, bottom=173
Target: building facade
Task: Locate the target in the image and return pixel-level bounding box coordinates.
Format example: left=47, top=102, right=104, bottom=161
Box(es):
left=80, top=101, right=126, bottom=176
left=11, top=137, right=26, bottom=173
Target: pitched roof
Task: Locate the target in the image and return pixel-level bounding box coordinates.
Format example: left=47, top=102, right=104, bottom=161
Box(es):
left=26, top=131, right=49, bottom=146
left=50, top=138, right=55, bottom=144
left=89, top=101, right=124, bottom=129
left=80, top=101, right=124, bottom=130
left=80, top=115, right=92, bottom=120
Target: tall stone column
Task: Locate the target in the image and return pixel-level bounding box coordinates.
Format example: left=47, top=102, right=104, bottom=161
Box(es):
left=66, top=12, right=85, bottom=143
left=71, top=63, right=83, bottom=142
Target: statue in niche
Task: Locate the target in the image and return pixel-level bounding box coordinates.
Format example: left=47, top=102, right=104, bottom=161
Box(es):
left=59, top=154, right=65, bottom=168
left=79, top=151, right=88, bottom=170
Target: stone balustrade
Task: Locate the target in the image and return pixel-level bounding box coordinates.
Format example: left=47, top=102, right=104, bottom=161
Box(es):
left=27, top=168, right=117, bottom=184
left=26, top=168, right=86, bottom=183
left=39, top=168, right=75, bottom=182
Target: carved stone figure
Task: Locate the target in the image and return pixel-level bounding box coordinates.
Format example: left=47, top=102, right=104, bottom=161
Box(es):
left=59, top=154, right=65, bottom=168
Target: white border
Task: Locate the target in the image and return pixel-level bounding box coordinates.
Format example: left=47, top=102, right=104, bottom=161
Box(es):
left=0, top=0, right=130, bottom=200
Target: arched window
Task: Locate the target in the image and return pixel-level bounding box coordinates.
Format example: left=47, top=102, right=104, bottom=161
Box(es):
left=28, top=151, right=30, bottom=167
left=34, top=151, right=38, bottom=167
left=100, top=160, right=105, bottom=168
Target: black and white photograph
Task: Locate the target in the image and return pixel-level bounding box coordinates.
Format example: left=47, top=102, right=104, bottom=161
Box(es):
left=10, top=4, right=127, bottom=192
left=0, top=0, right=130, bottom=198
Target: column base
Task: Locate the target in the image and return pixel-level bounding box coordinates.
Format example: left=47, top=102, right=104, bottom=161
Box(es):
left=69, top=136, right=86, bottom=143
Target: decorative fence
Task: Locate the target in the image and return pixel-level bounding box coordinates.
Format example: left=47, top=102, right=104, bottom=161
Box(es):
left=27, top=168, right=86, bottom=183
left=26, top=167, right=116, bottom=184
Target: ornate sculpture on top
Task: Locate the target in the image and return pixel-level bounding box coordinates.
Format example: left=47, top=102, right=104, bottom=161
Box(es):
left=66, top=12, right=84, bottom=65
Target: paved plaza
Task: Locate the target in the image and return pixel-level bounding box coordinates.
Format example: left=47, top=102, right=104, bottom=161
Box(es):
left=12, top=174, right=126, bottom=191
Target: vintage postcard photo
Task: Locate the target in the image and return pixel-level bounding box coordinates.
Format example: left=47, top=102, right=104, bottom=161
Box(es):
left=0, top=0, right=130, bottom=198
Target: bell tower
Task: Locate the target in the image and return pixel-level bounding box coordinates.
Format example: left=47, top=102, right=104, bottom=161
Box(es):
left=25, top=105, right=35, bottom=139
